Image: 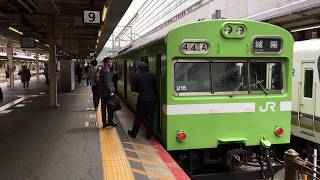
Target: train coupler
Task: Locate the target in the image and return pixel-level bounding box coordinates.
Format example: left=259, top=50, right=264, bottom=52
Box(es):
left=226, top=148, right=247, bottom=171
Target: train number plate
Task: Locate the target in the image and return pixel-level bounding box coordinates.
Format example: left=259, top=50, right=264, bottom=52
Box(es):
left=181, top=40, right=209, bottom=55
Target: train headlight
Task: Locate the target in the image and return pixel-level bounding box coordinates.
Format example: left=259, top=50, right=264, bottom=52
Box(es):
left=275, top=127, right=284, bottom=136
left=177, top=131, right=186, bottom=142
left=224, top=26, right=232, bottom=34
left=236, top=26, right=245, bottom=35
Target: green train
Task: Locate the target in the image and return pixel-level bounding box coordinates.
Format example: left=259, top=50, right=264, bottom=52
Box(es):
left=114, top=20, right=294, bottom=171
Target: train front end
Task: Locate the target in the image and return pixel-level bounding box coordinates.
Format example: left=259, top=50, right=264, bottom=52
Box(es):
left=164, top=20, right=294, bottom=152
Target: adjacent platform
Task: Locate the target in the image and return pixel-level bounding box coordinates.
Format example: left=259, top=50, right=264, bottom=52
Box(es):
left=0, top=79, right=189, bottom=180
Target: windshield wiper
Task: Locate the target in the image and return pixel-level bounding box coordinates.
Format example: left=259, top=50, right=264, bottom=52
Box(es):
left=256, top=80, right=269, bottom=95
left=230, top=82, right=244, bottom=97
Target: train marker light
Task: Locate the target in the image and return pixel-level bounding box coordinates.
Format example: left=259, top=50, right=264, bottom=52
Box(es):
left=275, top=127, right=284, bottom=136
left=224, top=26, right=232, bottom=34
left=236, top=26, right=245, bottom=35
left=177, top=131, right=186, bottom=142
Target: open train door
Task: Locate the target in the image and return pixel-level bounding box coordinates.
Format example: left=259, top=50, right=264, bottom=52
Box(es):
left=299, top=62, right=317, bottom=131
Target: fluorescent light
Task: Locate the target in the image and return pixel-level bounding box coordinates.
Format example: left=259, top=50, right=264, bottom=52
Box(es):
left=96, top=38, right=99, bottom=44
left=8, top=26, right=23, bottom=35
left=102, top=5, right=108, bottom=22
left=35, top=39, right=39, bottom=42
left=291, top=25, right=320, bottom=32
left=98, top=30, right=101, bottom=37
left=45, top=44, right=49, bottom=47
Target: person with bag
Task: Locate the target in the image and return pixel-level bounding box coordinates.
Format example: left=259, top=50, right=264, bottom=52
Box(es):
left=89, top=60, right=100, bottom=111
left=128, top=61, right=158, bottom=140
left=20, top=65, right=31, bottom=88
left=98, top=57, right=117, bottom=128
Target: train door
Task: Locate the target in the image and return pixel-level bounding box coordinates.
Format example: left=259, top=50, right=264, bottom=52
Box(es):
left=124, top=60, right=128, bottom=100
left=299, top=62, right=317, bottom=130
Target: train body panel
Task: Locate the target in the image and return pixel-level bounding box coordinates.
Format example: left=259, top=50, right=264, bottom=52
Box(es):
left=114, top=20, right=293, bottom=152
left=292, top=39, right=320, bottom=143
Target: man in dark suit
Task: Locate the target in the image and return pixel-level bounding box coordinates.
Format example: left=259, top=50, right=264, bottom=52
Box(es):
left=99, top=57, right=117, bottom=128
left=128, top=61, right=158, bottom=140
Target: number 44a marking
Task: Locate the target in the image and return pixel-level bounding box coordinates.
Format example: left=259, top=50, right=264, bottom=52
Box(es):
left=259, top=102, right=276, bottom=112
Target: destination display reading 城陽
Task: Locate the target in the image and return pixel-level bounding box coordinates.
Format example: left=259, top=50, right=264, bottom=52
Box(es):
left=252, top=37, right=282, bottom=53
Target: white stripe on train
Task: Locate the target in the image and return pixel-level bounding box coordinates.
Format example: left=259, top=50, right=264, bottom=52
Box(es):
left=163, top=101, right=292, bottom=115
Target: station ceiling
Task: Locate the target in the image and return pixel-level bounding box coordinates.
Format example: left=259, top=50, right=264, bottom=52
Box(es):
left=0, top=0, right=131, bottom=57
left=264, top=4, right=320, bottom=31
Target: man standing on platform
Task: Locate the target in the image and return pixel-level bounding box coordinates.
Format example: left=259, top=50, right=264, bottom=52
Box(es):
left=128, top=61, right=158, bottom=140
left=98, top=57, right=117, bottom=128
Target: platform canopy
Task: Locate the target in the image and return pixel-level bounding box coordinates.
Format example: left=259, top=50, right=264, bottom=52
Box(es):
left=0, top=0, right=131, bottom=57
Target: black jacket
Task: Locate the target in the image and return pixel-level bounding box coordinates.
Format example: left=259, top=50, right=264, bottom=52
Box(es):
left=133, top=71, right=158, bottom=103
left=98, top=66, right=115, bottom=98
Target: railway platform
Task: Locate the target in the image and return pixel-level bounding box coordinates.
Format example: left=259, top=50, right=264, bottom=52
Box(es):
left=0, top=80, right=189, bottom=180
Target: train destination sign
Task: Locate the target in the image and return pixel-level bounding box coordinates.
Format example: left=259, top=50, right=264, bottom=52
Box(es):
left=252, top=37, right=282, bottom=53
left=181, top=40, right=209, bottom=55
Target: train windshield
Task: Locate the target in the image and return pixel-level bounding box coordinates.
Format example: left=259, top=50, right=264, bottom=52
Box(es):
left=174, top=61, right=283, bottom=95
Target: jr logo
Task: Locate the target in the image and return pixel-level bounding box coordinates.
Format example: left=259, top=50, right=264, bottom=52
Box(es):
left=259, top=102, right=276, bottom=112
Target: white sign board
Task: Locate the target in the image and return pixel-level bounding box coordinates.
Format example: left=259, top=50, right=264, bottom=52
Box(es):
left=83, top=10, right=101, bottom=24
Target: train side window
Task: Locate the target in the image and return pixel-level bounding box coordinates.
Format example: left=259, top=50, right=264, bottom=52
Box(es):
left=174, top=62, right=211, bottom=92
left=304, top=69, right=313, bottom=98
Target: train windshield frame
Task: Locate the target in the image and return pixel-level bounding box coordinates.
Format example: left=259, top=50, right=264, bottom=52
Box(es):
left=173, top=59, right=285, bottom=96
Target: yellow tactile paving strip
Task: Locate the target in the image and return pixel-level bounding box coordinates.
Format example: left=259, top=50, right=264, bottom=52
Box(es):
left=97, top=107, right=135, bottom=180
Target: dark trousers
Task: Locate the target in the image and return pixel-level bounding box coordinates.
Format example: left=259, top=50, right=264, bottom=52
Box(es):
left=131, top=101, right=156, bottom=138
left=45, top=75, right=48, bottom=84
left=91, top=85, right=100, bottom=109
left=23, top=81, right=29, bottom=88
left=101, top=96, right=113, bottom=126
left=77, top=74, right=82, bottom=84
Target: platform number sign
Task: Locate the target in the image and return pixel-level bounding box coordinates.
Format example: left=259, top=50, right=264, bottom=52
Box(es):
left=83, top=10, right=101, bottom=24
left=181, top=40, right=209, bottom=55
left=252, top=37, right=282, bottom=53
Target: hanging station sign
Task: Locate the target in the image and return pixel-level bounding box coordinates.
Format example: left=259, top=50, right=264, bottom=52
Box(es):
left=83, top=10, right=101, bottom=24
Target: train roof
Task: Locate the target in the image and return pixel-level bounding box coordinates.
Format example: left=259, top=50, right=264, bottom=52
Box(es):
left=294, top=39, right=320, bottom=59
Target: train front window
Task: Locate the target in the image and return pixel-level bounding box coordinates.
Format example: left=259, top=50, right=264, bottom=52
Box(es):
left=174, top=62, right=211, bottom=92
left=249, top=62, right=282, bottom=92
left=212, top=63, right=248, bottom=93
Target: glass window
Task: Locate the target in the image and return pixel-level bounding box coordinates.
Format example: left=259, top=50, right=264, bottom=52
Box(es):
left=174, top=62, right=211, bottom=92
left=304, top=69, right=313, bottom=98
left=249, top=62, right=282, bottom=91
left=174, top=60, right=284, bottom=95
left=212, top=63, right=248, bottom=92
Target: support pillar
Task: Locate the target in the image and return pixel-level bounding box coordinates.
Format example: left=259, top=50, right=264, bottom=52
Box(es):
left=48, top=16, right=58, bottom=107
left=36, top=51, right=39, bottom=87
left=6, top=39, right=14, bottom=89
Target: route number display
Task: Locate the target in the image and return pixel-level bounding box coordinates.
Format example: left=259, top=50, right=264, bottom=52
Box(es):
left=181, top=40, right=209, bottom=55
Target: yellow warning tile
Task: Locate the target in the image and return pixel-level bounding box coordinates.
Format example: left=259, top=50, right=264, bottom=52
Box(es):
left=97, top=107, right=134, bottom=180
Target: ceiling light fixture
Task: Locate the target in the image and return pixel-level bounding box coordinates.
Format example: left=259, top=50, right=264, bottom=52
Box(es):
left=291, top=24, right=320, bottom=32
left=8, top=26, right=23, bottom=35
left=102, top=5, right=108, bottom=22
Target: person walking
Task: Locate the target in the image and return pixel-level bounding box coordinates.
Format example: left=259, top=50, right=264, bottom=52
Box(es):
left=76, top=64, right=82, bottom=84
left=84, top=65, right=91, bottom=86
left=98, top=57, right=117, bottom=128
left=89, top=60, right=100, bottom=111
left=5, top=65, right=9, bottom=87
left=43, top=63, right=49, bottom=84
left=20, top=65, right=31, bottom=88
left=128, top=61, right=158, bottom=140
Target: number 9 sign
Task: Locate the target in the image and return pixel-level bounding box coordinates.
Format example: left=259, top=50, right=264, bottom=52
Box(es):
left=83, top=10, right=101, bottom=24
